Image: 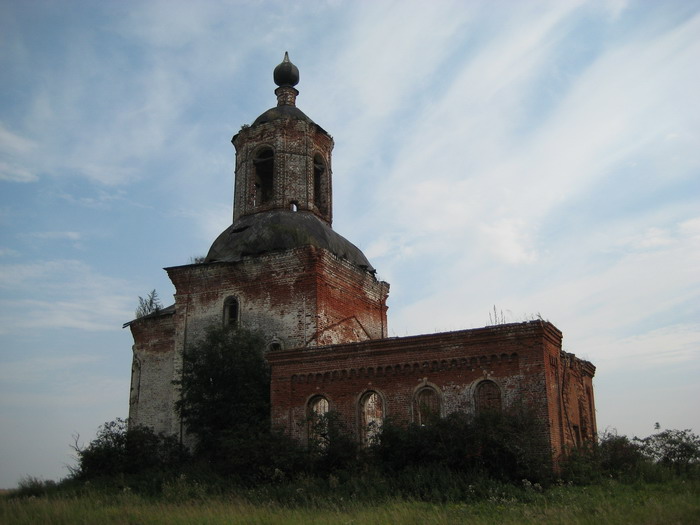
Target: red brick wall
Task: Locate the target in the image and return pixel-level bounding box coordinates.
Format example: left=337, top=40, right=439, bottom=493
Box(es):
left=269, top=320, right=595, bottom=462
left=166, top=245, right=387, bottom=351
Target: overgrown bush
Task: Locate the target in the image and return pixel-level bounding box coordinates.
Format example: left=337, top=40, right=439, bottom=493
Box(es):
left=9, top=476, right=59, bottom=498
left=307, top=411, right=360, bottom=476
left=372, top=407, right=551, bottom=483
left=560, top=431, right=647, bottom=484
left=635, top=428, right=700, bottom=476
left=71, top=418, right=186, bottom=480
left=599, top=431, right=646, bottom=477
left=174, top=326, right=270, bottom=458
left=561, top=427, right=700, bottom=483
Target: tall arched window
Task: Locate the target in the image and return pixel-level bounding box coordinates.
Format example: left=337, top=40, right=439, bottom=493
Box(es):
left=475, top=380, right=501, bottom=414
left=414, top=387, right=440, bottom=425
left=253, top=148, right=274, bottom=205
left=360, top=391, right=384, bottom=446
left=313, top=154, right=328, bottom=216
left=223, top=296, right=239, bottom=327
left=307, top=395, right=330, bottom=446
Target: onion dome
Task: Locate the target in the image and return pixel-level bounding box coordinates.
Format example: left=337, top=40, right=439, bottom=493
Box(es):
left=273, top=52, right=299, bottom=87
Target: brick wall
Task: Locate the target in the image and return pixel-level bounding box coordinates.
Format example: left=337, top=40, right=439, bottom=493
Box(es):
left=233, top=117, right=334, bottom=224
left=128, top=310, right=177, bottom=435
left=269, top=320, right=596, bottom=462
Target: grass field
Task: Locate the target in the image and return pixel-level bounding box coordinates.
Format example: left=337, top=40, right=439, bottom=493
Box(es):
left=2, top=480, right=698, bottom=525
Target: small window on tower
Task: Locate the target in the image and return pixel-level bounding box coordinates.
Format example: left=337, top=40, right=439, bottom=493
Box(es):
left=253, top=148, right=274, bottom=205
left=290, top=201, right=298, bottom=212
left=223, top=296, right=239, bottom=327
left=313, top=154, right=328, bottom=216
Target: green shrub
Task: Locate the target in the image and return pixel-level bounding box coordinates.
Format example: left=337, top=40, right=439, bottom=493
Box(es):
left=72, top=418, right=187, bottom=481
left=372, top=407, right=551, bottom=483
left=307, top=411, right=359, bottom=476
left=10, top=477, right=59, bottom=498
left=635, top=428, right=700, bottom=476
left=174, top=326, right=270, bottom=462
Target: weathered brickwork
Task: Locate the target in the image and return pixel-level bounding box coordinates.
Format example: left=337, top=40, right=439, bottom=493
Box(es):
left=268, top=321, right=595, bottom=462
left=126, top=54, right=596, bottom=466
left=128, top=309, right=179, bottom=436
left=128, top=244, right=388, bottom=436
left=233, top=117, right=333, bottom=225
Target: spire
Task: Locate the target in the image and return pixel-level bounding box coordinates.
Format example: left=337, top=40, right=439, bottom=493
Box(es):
left=273, top=52, right=299, bottom=107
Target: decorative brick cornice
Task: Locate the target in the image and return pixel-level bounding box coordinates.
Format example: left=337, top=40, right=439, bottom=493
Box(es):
left=286, top=351, right=520, bottom=384
left=269, top=320, right=556, bottom=367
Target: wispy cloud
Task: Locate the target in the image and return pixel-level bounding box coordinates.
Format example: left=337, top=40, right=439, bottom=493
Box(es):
left=0, top=123, right=39, bottom=183
left=0, top=260, right=134, bottom=333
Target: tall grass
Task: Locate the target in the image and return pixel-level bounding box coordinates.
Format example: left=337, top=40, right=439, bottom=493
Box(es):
left=2, top=480, right=699, bottom=525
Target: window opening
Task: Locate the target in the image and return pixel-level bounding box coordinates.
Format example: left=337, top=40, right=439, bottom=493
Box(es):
left=223, top=297, right=239, bottom=327
left=253, top=148, right=274, bottom=205
left=313, top=154, right=327, bottom=215
left=290, top=201, right=298, bottom=212
left=579, top=400, right=588, bottom=439
left=475, top=380, right=501, bottom=414
left=360, top=391, right=384, bottom=446
left=308, top=395, right=330, bottom=447
left=573, top=425, right=582, bottom=447
left=414, top=387, right=440, bottom=425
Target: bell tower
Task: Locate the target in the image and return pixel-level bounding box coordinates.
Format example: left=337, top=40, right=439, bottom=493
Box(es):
left=127, top=54, right=389, bottom=437
left=232, top=52, right=333, bottom=225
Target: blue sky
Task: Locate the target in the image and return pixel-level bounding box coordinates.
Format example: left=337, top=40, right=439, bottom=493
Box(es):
left=1, top=0, right=699, bottom=488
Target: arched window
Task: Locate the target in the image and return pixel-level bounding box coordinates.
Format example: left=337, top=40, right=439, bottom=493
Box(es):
left=313, top=154, right=328, bottom=215
left=475, top=380, right=501, bottom=414
left=253, top=148, right=274, bottom=205
left=360, top=391, right=384, bottom=446
left=414, top=387, right=440, bottom=425
left=307, top=395, right=330, bottom=446
left=223, top=296, right=239, bottom=327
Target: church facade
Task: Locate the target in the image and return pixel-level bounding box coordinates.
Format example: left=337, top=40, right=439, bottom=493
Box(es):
left=126, top=54, right=596, bottom=462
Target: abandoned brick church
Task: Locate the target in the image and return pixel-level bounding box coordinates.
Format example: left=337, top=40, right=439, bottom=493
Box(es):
left=127, top=54, right=597, bottom=462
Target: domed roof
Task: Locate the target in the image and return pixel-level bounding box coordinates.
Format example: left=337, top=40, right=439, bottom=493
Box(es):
left=205, top=210, right=375, bottom=271
left=252, top=105, right=313, bottom=126
left=273, top=52, right=299, bottom=87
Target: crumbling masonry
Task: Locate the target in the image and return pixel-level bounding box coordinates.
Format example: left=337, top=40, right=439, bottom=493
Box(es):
left=126, top=53, right=596, bottom=463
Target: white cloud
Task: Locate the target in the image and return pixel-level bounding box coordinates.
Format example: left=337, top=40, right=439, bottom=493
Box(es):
left=0, top=161, right=38, bottom=183
left=0, top=124, right=39, bottom=182
left=586, top=322, right=700, bottom=372
left=0, top=123, right=36, bottom=154
left=0, top=260, right=135, bottom=333
left=478, top=218, right=538, bottom=265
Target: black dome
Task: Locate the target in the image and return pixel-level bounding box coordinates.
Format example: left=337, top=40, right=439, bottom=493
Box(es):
left=252, top=105, right=313, bottom=126
left=205, top=210, right=375, bottom=271
left=273, top=52, right=299, bottom=87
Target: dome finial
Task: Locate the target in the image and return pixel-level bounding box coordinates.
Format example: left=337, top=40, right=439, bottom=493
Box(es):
left=273, top=51, right=299, bottom=88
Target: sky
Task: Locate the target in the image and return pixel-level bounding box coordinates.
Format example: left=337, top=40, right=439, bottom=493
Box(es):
left=1, top=0, right=699, bottom=488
